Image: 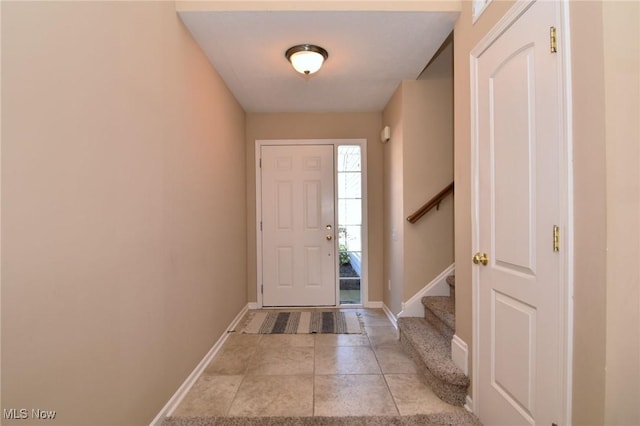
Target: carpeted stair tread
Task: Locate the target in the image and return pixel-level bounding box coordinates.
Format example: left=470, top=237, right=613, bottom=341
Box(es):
left=397, top=317, right=467, bottom=386
left=397, top=317, right=469, bottom=406
left=162, top=412, right=482, bottom=426
left=422, top=296, right=455, bottom=332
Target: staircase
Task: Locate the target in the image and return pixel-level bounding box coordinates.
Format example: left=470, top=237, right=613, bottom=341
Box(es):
left=397, top=274, right=469, bottom=406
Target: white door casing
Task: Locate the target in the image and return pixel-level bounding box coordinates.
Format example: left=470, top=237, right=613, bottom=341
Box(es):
left=261, top=144, right=336, bottom=306
left=471, top=1, right=571, bottom=425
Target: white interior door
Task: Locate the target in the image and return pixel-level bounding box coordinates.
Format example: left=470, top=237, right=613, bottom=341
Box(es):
left=473, top=1, right=565, bottom=425
left=261, top=145, right=336, bottom=306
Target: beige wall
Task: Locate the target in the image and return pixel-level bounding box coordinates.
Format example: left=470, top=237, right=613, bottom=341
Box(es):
left=569, top=3, right=608, bottom=423
left=403, top=47, right=454, bottom=303
left=382, top=87, right=405, bottom=313
left=245, top=112, right=384, bottom=304
left=1, top=2, right=247, bottom=425
left=382, top=71, right=454, bottom=315
left=603, top=1, right=640, bottom=424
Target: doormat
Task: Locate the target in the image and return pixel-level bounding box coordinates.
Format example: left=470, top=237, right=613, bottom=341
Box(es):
left=235, top=311, right=364, bottom=334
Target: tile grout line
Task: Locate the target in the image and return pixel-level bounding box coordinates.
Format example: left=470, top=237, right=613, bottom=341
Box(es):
left=368, top=313, right=403, bottom=417
left=222, top=332, right=261, bottom=416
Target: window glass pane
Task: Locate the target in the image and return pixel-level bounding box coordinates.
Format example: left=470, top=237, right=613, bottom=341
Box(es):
left=337, top=144, right=362, bottom=305
left=342, top=225, right=362, bottom=252
left=338, top=226, right=348, bottom=247
left=339, top=251, right=362, bottom=277
left=339, top=249, right=361, bottom=304
left=339, top=200, right=361, bottom=226
left=338, top=173, right=361, bottom=199
left=337, top=145, right=361, bottom=172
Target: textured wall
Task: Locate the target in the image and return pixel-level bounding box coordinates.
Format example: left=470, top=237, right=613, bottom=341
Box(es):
left=568, top=3, right=608, bottom=423
left=603, top=1, right=640, bottom=424
left=402, top=72, right=454, bottom=303
left=382, top=87, right=405, bottom=314
left=381, top=72, right=454, bottom=315
left=1, top=2, right=247, bottom=424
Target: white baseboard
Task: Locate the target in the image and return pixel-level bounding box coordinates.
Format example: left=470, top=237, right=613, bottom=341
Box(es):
left=451, top=334, right=469, bottom=376
left=364, top=301, right=383, bottom=309
left=247, top=302, right=258, bottom=310
left=464, top=395, right=474, bottom=413
left=149, top=304, right=249, bottom=426
left=381, top=303, right=398, bottom=329
left=398, top=263, right=455, bottom=318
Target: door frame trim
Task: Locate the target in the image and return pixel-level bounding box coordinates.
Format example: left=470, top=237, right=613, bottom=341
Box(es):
left=469, top=0, right=574, bottom=424
left=255, top=139, right=368, bottom=308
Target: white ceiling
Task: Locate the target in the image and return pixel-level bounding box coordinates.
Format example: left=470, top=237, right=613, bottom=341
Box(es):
left=178, top=8, right=458, bottom=113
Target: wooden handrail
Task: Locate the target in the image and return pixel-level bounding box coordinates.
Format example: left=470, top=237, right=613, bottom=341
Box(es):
left=406, top=182, right=454, bottom=224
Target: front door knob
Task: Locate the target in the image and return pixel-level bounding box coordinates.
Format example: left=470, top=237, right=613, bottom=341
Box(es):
left=472, top=252, right=488, bottom=266
left=326, top=235, right=333, bottom=241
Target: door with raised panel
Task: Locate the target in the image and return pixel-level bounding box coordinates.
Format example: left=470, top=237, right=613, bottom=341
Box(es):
left=473, top=1, right=565, bottom=425
left=261, top=145, right=336, bottom=306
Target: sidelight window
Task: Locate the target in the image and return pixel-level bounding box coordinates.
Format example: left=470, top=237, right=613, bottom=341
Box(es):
left=337, top=145, right=362, bottom=305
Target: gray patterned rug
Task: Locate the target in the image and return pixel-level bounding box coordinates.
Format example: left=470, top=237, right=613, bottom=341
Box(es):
left=235, top=311, right=364, bottom=334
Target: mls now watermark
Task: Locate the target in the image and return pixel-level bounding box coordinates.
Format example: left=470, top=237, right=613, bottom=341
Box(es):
left=3, top=408, right=57, bottom=420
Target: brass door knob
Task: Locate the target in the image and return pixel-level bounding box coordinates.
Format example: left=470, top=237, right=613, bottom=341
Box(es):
left=472, top=252, right=488, bottom=266
left=326, top=235, right=333, bottom=241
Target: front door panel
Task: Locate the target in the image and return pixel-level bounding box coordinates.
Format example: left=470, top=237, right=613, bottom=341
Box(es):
left=261, top=145, right=335, bottom=306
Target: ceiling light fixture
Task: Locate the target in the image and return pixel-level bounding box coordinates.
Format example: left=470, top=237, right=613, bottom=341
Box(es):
left=285, top=44, right=328, bottom=75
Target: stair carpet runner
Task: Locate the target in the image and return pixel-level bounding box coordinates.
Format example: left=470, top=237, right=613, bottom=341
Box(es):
left=163, top=413, right=481, bottom=426
left=397, top=275, right=470, bottom=407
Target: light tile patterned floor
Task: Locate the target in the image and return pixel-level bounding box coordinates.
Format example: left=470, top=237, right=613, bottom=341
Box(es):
left=171, top=308, right=464, bottom=419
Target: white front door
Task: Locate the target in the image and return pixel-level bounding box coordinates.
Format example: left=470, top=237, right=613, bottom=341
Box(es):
left=261, top=145, right=336, bottom=306
left=473, top=1, right=566, bottom=425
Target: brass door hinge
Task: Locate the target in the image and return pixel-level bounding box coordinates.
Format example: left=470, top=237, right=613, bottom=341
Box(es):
left=553, top=225, right=560, bottom=252
left=550, top=26, right=558, bottom=53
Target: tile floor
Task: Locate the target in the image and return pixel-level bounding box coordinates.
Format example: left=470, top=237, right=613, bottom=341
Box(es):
left=171, top=308, right=464, bottom=419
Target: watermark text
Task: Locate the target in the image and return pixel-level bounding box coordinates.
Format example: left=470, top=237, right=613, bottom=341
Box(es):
left=3, top=408, right=57, bottom=420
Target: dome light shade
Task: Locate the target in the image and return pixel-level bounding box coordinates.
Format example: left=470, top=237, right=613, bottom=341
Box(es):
left=285, top=44, right=328, bottom=75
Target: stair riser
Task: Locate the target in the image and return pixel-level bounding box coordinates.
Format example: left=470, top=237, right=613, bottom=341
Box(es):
left=446, top=275, right=456, bottom=301
left=446, top=275, right=455, bottom=287
left=399, top=331, right=468, bottom=406
left=424, top=309, right=454, bottom=341
left=421, top=296, right=455, bottom=331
